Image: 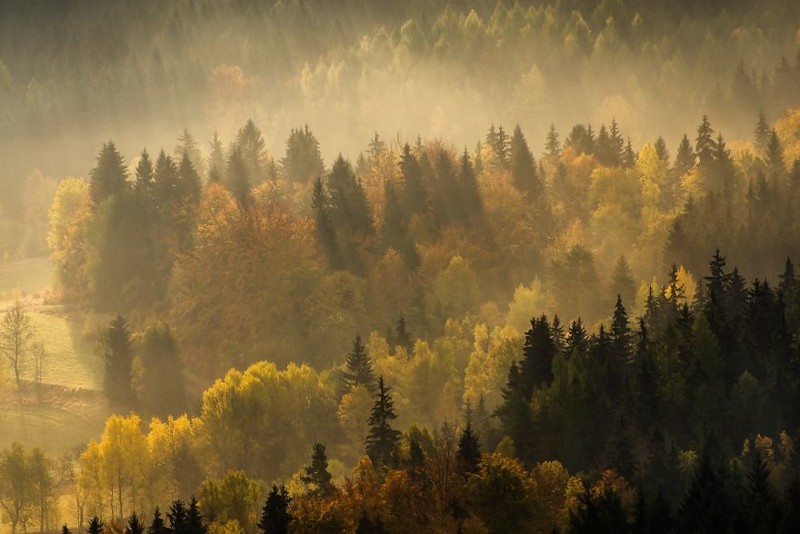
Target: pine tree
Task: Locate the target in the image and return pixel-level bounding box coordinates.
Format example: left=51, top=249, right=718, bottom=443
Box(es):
left=342, top=335, right=376, bottom=394
left=520, top=315, right=557, bottom=396
left=280, top=124, right=324, bottom=183
left=258, top=485, right=292, bottom=534
left=311, top=177, right=342, bottom=269
left=495, top=362, right=534, bottom=464
left=87, top=516, right=104, bottom=534
left=674, top=134, right=695, bottom=178
left=126, top=512, right=145, bottom=534
left=610, top=119, right=625, bottom=164
left=458, top=148, right=482, bottom=220
left=101, top=314, right=134, bottom=406
left=394, top=315, right=411, bottom=353
left=695, top=115, right=715, bottom=171
left=611, top=295, right=633, bottom=363
left=510, top=124, right=542, bottom=199
left=381, top=181, right=406, bottom=251
left=623, top=139, right=636, bottom=168
left=135, top=149, right=155, bottom=201
left=148, top=507, right=167, bottom=534
left=168, top=500, right=188, bottom=533
left=456, top=419, right=481, bottom=475
left=226, top=146, right=252, bottom=207
left=754, top=112, right=771, bottom=154
left=766, top=129, right=785, bottom=178
left=90, top=141, right=128, bottom=205
left=154, top=150, right=180, bottom=210
left=654, top=136, right=670, bottom=163
left=62, top=525, right=71, bottom=534
left=607, top=413, right=636, bottom=481
left=400, top=144, right=427, bottom=214
left=174, top=128, right=204, bottom=176
left=545, top=123, right=561, bottom=163
left=207, top=131, right=225, bottom=183
left=177, top=153, right=202, bottom=204
left=187, top=497, right=207, bottom=534
left=611, top=255, right=636, bottom=308
left=365, top=376, right=402, bottom=468
left=301, top=443, right=335, bottom=497
left=235, top=119, right=269, bottom=183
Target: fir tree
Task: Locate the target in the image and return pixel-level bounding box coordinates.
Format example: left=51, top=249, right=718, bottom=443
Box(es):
left=520, top=315, right=557, bottom=396
left=544, top=123, right=561, bottom=163
left=365, top=376, right=402, bottom=468
left=226, top=146, right=252, bottom=207
left=754, top=111, right=771, bottom=154
left=394, top=315, right=411, bottom=353
left=280, top=124, right=324, bottom=183
left=177, top=153, right=202, bottom=204
left=187, top=497, right=207, bottom=534
left=207, top=131, right=225, bottom=183
left=342, top=335, right=376, bottom=394
left=86, top=517, right=104, bottom=534
left=400, top=144, right=427, bottom=214
left=695, top=115, right=715, bottom=171
left=654, top=136, right=670, bottom=163
left=134, top=149, right=155, bottom=200
left=300, top=443, right=335, bottom=497
left=674, top=134, right=695, bottom=178
left=174, top=128, right=203, bottom=176
left=62, top=525, right=71, bottom=534
left=458, top=148, right=482, bottom=220
left=510, top=124, right=542, bottom=199
left=101, top=314, right=134, bottom=406
left=234, top=119, right=269, bottom=183
left=89, top=141, right=128, bottom=205
left=611, top=255, right=636, bottom=308
left=126, top=512, right=145, bottom=534
left=611, top=295, right=633, bottom=363
left=311, top=177, right=342, bottom=269
left=766, top=129, right=785, bottom=178
left=168, top=500, right=188, bottom=533
left=456, top=419, right=481, bottom=475
left=381, top=181, right=406, bottom=251
left=495, top=362, right=534, bottom=464
left=258, top=485, right=292, bottom=534
left=148, top=507, right=166, bottom=534
left=607, top=413, right=636, bottom=481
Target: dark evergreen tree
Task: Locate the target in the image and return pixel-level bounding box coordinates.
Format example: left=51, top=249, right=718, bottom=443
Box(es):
left=569, top=486, right=629, bottom=534
left=607, top=413, right=636, bottom=481
left=126, top=512, right=145, bottom=534
left=234, top=119, right=269, bottom=183
left=677, top=449, right=731, bottom=532
left=766, top=128, right=785, bottom=178
left=258, top=485, right=292, bottom=534
left=174, top=128, right=203, bottom=176
left=610, top=119, right=625, bottom=164
left=673, top=133, right=695, bottom=178
left=300, top=443, right=335, bottom=497
left=225, top=146, right=252, bottom=207
left=280, top=125, right=324, bottom=183
left=754, top=111, right=771, bottom=154
left=611, top=255, right=636, bottom=313
left=544, top=123, right=561, bottom=163
left=328, top=154, right=373, bottom=237
left=565, top=124, right=595, bottom=155
left=400, top=143, right=427, bottom=214
left=611, top=295, right=633, bottom=363
left=565, top=318, right=588, bottom=356
left=342, top=335, right=376, bottom=394
left=365, top=376, right=402, bottom=468
left=394, top=315, right=411, bottom=353
left=623, top=139, right=636, bottom=168
left=381, top=181, right=406, bottom=250
left=520, top=315, right=557, bottom=396
left=177, top=153, right=202, bottom=204
left=86, top=516, right=104, bottom=534
left=458, top=148, right=482, bottom=219
left=148, top=507, right=167, bottom=534
left=510, top=124, right=542, bottom=199
left=495, top=362, right=534, bottom=464
left=456, top=419, right=481, bottom=475
left=101, top=314, right=134, bottom=406
left=89, top=141, right=128, bottom=205
left=356, top=511, right=386, bottom=534
left=168, top=500, right=188, bottom=533
left=62, top=525, right=71, bottom=534
left=134, top=149, right=155, bottom=201
left=187, top=497, right=207, bottom=534
left=311, top=176, right=342, bottom=269
left=207, top=131, right=225, bottom=183
left=654, top=136, right=670, bottom=163
left=695, top=115, right=715, bottom=172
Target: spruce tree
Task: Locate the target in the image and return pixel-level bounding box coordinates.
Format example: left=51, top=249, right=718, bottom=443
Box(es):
left=301, top=443, right=334, bottom=497
left=62, top=525, right=71, bottom=534
left=234, top=119, right=269, bottom=183
left=87, top=517, right=104, bottom=534
left=148, top=507, right=167, bottom=534
left=394, top=315, right=411, bottom=353
left=177, top=153, right=202, bottom=204
left=611, top=295, right=633, bottom=363
left=510, top=124, right=542, bottom=199
left=545, top=123, right=561, bottom=163
left=365, top=376, right=402, bottom=468
left=456, top=419, right=481, bottom=475
left=258, top=485, right=292, bottom=534
left=168, top=500, right=188, bottom=533
left=126, top=512, right=145, bottom=534
left=311, top=177, right=342, bottom=269
left=673, top=134, right=695, bottom=178
left=381, top=181, right=406, bottom=250
left=135, top=149, right=155, bottom=201
left=400, top=143, right=427, bottom=214
left=494, top=362, right=534, bottom=463
left=766, top=129, right=785, bottom=178
left=610, top=255, right=636, bottom=308
left=695, top=115, right=715, bottom=171
left=520, top=315, right=557, bottom=396
left=207, top=131, right=225, bottom=183
left=754, top=111, right=771, bottom=154
left=101, top=314, right=134, bottom=406
left=280, top=125, right=324, bottom=183
left=187, top=497, right=207, bottom=534
left=342, top=335, right=376, bottom=394
left=89, top=141, right=128, bottom=205
left=226, top=146, right=252, bottom=207
left=458, top=148, right=482, bottom=220
left=654, top=136, right=670, bottom=163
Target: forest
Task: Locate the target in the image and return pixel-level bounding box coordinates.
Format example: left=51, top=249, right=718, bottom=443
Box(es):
left=1, top=0, right=800, bottom=533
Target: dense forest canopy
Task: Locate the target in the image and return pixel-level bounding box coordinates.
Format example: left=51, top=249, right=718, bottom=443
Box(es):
left=2, top=0, right=800, bottom=533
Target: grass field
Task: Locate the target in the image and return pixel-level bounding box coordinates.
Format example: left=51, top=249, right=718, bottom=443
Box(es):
left=0, top=256, right=112, bottom=456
